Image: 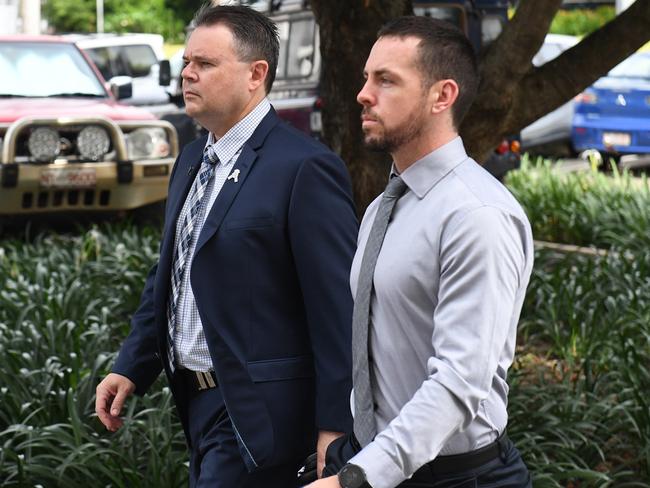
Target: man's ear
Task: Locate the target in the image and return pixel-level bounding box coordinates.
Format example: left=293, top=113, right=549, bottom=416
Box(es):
left=429, top=79, right=459, bottom=115
left=249, top=60, right=269, bottom=92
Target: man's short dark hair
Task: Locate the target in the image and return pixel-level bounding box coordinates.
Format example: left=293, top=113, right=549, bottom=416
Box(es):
left=378, top=16, right=479, bottom=129
left=193, top=4, right=279, bottom=93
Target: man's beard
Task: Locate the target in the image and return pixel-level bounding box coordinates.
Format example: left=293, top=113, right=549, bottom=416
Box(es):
left=362, top=107, right=425, bottom=153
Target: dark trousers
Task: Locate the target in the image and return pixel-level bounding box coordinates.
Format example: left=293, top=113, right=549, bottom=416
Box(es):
left=323, top=433, right=532, bottom=488
left=175, top=374, right=300, bottom=488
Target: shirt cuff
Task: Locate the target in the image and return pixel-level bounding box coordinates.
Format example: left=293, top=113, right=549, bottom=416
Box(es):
left=349, top=442, right=405, bottom=488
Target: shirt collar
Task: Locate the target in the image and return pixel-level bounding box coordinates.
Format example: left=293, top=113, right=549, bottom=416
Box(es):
left=203, top=98, right=271, bottom=164
left=393, top=136, right=469, bottom=199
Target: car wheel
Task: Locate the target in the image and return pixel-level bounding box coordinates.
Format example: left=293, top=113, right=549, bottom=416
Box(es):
left=579, top=149, right=603, bottom=167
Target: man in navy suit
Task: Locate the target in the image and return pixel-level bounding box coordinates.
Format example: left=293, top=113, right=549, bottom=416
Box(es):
left=94, top=5, right=358, bottom=487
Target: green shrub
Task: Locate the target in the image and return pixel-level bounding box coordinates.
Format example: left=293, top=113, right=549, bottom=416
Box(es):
left=0, top=224, right=188, bottom=487
left=506, top=156, right=650, bottom=251
left=505, top=161, right=650, bottom=484
left=43, top=0, right=187, bottom=43
left=550, top=7, right=616, bottom=37
left=510, top=249, right=650, bottom=485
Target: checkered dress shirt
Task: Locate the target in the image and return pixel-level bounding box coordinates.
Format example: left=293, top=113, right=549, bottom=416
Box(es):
left=172, top=98, right=271, bottom=371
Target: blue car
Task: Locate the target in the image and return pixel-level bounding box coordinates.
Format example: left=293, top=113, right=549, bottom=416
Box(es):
left=572, top=52, right=650, bottom=157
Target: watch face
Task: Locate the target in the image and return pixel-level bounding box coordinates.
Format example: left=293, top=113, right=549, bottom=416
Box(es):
left=339, top=464, right=366, bottom=488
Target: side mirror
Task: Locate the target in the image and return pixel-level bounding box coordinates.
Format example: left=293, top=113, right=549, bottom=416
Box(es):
left=109, top=76, right=133, bottom=100
left=159, top=59, right=171, bottom=87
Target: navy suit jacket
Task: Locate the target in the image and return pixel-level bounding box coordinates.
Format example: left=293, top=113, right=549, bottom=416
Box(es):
left=112, top=108, right=358, bottom=471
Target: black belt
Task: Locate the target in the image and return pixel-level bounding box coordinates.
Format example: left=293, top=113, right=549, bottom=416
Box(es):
left=177, top=368, right=219, bottom=391
left=426, top=431, right=509, bottom=475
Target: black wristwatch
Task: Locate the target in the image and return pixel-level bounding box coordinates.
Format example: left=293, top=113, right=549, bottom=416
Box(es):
left=338, top=463, right=369, bottom=488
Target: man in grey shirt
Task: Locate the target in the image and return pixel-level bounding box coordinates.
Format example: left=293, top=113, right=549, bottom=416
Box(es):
left=308, top=16, right=533, bottom=488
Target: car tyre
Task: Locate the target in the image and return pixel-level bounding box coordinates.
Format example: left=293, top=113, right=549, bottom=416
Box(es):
left=579, top=149, right=604, bottom=166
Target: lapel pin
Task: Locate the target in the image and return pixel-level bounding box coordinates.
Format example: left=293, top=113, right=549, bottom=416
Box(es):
left=227, top=169, right=240, bottom=183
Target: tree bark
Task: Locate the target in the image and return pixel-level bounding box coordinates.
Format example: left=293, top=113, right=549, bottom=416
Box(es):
left=310, top=0, right=411, bottom=214
left=461, top=0, right=563, bottom=160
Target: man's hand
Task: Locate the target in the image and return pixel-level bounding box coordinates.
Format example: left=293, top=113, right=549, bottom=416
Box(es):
left=317, top=430, right=344, bottom=477
left=308, top=476, right=342, bottom=488
left=95, top=373, right=136, bottom=431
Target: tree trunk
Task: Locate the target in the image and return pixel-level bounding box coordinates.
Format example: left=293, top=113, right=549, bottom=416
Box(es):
left=310, top=0, right=411, bottom=215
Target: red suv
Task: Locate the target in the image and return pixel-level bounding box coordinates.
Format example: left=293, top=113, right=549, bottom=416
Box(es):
left=0, top=36, right=178, bottom=215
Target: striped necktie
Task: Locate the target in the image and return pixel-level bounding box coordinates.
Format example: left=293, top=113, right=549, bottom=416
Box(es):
left=166, top=151, right=218, bottom=371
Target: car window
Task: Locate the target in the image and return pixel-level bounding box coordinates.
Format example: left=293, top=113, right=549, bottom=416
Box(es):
left=277, top=20, right=289, bottom=78
left=122, top=45, right=158, bottom=78
left=275, top=18, right=315, bottom=80
left=84, top=46, right=130, bottom=80
left=84, top=46, right=113, bottom=79
left=0, top=42, right=106, bottom=97
left=84, top=44, right=157, bottom=79
left=286, top=19, right=315, bottom=78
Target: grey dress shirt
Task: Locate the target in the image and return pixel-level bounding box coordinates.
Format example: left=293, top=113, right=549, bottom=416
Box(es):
left=349, top=137, right=534, bottom=488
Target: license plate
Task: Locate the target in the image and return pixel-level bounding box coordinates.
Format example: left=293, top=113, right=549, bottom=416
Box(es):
left=40, top=168, right=96, bottom=188
left=603, top=132, right=631, bottom=147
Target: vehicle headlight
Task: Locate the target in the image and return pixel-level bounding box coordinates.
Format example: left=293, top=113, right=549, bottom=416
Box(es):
left=28, top=127, right=60, bottom=162
left=125, top=128, right=171, bottom=159
left=77, top=126, right=111, bottom=161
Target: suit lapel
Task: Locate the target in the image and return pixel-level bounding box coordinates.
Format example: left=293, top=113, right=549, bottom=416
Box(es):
left=194, top=145, right=257, bottom=254
left=167, top=139, right=206, bottom=231
left=193, top=108, right=281, bottom=256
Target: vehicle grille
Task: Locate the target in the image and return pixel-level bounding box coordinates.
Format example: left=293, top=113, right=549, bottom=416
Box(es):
left=21, top=189, right=111, bottom=209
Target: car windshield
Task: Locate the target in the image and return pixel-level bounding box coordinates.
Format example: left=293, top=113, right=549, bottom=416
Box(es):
left=0, top=42, right=107, bottom=98
left=608, top=54, right=650, bottom=80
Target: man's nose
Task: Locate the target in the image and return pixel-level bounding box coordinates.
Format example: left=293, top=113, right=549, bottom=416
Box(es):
left=357, top=81, right=373, bottom=106
left=181, top=63, right=196, bottom=81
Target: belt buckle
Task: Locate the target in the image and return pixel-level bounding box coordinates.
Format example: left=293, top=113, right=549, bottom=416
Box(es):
left=194, top=370, right=216, bottom=390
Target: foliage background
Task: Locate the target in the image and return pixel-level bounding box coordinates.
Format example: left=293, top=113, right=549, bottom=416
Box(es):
left=549, top=7, right=616, bottom=37
left=42, top=2, right=617, bottom=49
left=1, top=163, right=649, bottom=486
left=42, top=0, right=203, bottom=43
left=0, top=226, right=188, bottom=487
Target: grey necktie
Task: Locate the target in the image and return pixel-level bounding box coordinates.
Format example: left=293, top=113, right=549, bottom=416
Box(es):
left=353, top=175, right=408, bottom=447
